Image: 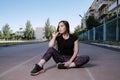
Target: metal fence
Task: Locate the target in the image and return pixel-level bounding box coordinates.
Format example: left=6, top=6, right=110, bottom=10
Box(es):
left=79, top=17, right=120, bottom=41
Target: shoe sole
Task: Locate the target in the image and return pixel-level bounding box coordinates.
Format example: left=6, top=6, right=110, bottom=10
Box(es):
left=31, top=69, right=45, bottom=76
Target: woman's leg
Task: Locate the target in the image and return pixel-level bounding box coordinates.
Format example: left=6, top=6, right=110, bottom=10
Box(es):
left=73, top=55, right=90, bottom=67
left=31, top=47, right=64, bottom=75
left=69, top=55, right=90, bottom=68
left=38, top=47, right=64, bottom=66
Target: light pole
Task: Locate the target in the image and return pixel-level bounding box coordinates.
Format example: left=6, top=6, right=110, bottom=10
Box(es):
left=79, top=14, right=89, bottom=40
left=79, top=14, right=84, bottom=39
left=79, top=14, right=83, bottom=18
left=116, top=0, right=119, bottom=41
left=79, top=14, right=84, bottom=29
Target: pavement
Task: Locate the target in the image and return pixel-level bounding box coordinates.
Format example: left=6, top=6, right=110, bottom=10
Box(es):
left=0, top=42, right=120, bottom=80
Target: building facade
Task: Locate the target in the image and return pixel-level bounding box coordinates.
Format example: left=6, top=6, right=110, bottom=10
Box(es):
left=16, top=28, right=25, bottom=36
left=81, top=0, right=120, bottom=29
left=34, top=27, right=46, bottom=40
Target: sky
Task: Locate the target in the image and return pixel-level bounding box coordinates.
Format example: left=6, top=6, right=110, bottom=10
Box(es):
left=0, top=0, right=93, bottom=33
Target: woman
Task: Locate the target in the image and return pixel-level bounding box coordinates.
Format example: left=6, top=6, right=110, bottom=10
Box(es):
left=31, top=20, right=90, bottom=76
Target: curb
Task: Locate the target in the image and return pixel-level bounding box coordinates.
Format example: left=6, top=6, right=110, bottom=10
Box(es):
left=91, top=43, right=120, bottom=49
left=80, top=42, right=120, bottom=52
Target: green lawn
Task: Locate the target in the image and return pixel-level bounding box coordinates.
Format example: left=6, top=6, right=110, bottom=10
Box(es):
left=0, top=40, right=48, bottom=47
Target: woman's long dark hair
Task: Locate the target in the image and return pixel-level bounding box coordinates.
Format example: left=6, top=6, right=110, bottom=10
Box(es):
left=57, top=20, right=70, bottom=34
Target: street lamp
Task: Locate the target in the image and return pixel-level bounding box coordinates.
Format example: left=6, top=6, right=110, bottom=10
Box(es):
left=79, top=14, right=83, bottom=29
left=79, top=14, right=87, bottom=30
left=116, top=0, right=119, bottom=41
left=79, top=14, right=88, bottom=40
left=79, top=14, right=83, bottom=18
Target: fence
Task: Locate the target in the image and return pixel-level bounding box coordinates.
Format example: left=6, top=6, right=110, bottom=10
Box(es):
left=79, top=17, right=120, bottom=41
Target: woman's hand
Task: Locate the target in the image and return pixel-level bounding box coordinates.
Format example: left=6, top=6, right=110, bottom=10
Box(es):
left=49, top=32, right=60, bottom=48
left=52, top=32, right=60, bottom=38
left=64, top=61, right=72, bottom=67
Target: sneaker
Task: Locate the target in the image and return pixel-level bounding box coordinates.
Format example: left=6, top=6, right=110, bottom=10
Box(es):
left=31, top=64, right=44, bottom=76
left=57, top=63, right=68, bottom=69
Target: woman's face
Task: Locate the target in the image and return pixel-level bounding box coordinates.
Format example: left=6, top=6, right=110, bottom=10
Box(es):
left=58, top=22, right=67, bottom=34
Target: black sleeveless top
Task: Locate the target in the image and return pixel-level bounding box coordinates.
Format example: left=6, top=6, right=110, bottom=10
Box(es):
left=56, top=34, right=78, bottom=56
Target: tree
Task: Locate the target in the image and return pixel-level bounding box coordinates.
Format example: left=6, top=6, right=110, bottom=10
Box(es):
left=30, top=27, right=34, bottom=39
left=24, top=20, right=34, bottom=40
left=10, top=33, right=16, bottom=40
left=2, top=23, right=11, bottom=40
left=45, top=18, right=50, bottom=40
left=49, top=25, right=56, bottom=39
left=45, top=18, right=56, bottom=40
left=86, top=16, right=99, bottom=30
left=73, top=25, right=82, bottom=37
left=0, top=31, right=3, bottom=39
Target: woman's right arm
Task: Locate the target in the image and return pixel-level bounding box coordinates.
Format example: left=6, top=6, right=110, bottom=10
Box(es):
left=49, top=32, right=59, bottom=48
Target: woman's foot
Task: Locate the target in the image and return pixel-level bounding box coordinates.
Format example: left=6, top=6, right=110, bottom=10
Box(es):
left=57, top=62, right=76, bottom=69
left=31, top=64, right=44, bottom=76
left=57, top=63, right=68, bottom=69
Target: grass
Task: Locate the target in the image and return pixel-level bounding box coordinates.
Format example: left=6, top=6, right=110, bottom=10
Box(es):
left=0, top=40, right=48, bottom=47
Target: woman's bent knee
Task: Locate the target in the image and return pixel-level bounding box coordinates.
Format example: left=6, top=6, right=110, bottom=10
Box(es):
left=75, top=55, right=90, bottom=67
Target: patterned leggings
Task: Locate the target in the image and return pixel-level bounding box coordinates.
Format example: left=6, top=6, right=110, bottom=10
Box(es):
left=42, top=48, right=90, bottom=67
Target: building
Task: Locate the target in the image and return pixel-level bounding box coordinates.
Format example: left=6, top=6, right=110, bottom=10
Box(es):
left=81, top=0, right=120, bottom=29
left=16, top=28, right=25, bottom=36
left=34, top=27, right=46, bottom=40
left=81, top=0, right=97, bottom=29
left=107, top=0, right=120, bottom=17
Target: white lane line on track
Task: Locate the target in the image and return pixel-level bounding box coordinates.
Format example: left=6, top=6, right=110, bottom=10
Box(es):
left=84, top=68, right=95, bottom=80
left=0, top=54, right=41, bottom=78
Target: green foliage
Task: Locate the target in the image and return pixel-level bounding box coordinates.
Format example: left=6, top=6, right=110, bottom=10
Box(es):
left=73, top=25, right=82, bottom=37
left=24, top=20, right=34, bottom=40
left=45, top=18, right=56, bottom=40
left=2, top=23, right=11, bottom=40
left=86, top=16, right=99, bottom=30
left=10, top=33, right=22, bottom=40
left=0, top=31, right=3, bottom=39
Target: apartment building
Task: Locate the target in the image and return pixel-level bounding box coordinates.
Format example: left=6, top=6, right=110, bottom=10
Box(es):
left=81, top=0, right=120, bottom=29
left=34, top=27, right=46, bottom=40
left=107, top=0, right=120, bottom=17
left=81, top=0, right=97, bottom=29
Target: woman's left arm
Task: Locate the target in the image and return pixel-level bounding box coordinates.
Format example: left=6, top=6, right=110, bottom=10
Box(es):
left=69, top=40, right=79, bottom=63
left=64, top=40, right=79, bottom=66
